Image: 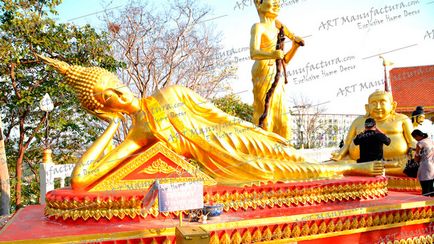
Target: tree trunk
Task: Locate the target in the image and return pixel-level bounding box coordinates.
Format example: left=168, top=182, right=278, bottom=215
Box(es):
left=15, top=117, right=26, bottom=208
left=0, top=117, right=10, bottom=215
left=15, top=147, right=25, bottom=208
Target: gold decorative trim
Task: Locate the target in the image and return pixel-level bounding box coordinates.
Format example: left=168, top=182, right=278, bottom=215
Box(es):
left=45, top=177, right=387, bottom=220
left=45, top=178, right=388, bottom=221
left=140, top=159, right=178, bottom=174
left=387, top=176, right=421, bottom=192
left=205, top=179, right=388, bottom=212
left=45, top=199, right=172, bottom=221
left=379, top=234, right=434, bottom=244
left=207, top=207, right=434, bottom=243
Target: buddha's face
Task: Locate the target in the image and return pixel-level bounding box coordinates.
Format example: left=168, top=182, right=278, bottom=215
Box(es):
left=416, top=114, right=425, bottom=125
left=258, top=0, right=280, bottom=17
left=367, top=94, right=395, bottom=121
left=93, top=73, right=137, bottom=114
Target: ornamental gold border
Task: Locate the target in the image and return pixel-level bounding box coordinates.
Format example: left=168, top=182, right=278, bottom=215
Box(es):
left=45, top=179, right=387, bottom=221
left=387, top=177, right=422, bottom=192
left=206, top=179, right=388, bottom=212
left=45, top=199, right=169, bottom=221
left=90, top=142, right=216, bottom=192
left=207, top=207, right=434, bottom=244
left=379, top=234, right=434, bottom=244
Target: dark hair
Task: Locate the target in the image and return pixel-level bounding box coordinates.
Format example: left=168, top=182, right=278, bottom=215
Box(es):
left=411, top=129, right=428, bottom=139
left=411, top=106, right=424, bottom=123
left=364, top=118, right=376, bottom=128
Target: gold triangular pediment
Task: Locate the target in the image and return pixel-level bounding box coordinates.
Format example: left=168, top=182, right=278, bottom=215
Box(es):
left=89, top=142, right=216, bottom=192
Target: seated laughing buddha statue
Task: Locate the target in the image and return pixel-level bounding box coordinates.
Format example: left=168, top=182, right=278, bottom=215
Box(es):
left=37, top=54, right=383, bottom=191
left=332, top=90, right=415, bottom=176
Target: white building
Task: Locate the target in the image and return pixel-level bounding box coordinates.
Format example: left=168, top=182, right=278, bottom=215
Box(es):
left=291, top=114, right=360, bottom=149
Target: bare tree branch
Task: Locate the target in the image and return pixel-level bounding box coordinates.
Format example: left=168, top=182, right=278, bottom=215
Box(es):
left=103, top=0, right=236, bottom=99
left=291, top=96, right=328, bottom=149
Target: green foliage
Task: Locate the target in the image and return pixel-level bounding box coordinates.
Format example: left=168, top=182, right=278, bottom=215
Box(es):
left=213, top=95, right=253, bottom=123
left=0, top=0, right=122, bottom=211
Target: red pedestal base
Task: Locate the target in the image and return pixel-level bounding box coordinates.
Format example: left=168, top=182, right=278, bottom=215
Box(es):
left=44, top=176, right=388, bottom=222
left=2, top=191, right=434, bottom=244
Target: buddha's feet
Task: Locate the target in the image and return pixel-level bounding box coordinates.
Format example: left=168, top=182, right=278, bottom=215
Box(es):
left=345, top=161, right=384, bottom=176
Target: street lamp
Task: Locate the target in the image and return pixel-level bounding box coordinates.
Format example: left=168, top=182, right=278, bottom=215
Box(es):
left=39, top=93, right=54, bottom=164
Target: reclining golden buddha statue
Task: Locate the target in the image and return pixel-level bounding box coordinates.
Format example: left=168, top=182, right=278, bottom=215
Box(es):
left=37, top=54, right=383, bottom=191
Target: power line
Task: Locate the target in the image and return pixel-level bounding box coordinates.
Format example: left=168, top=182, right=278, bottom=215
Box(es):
left=66, top=5, right=124, bottom=22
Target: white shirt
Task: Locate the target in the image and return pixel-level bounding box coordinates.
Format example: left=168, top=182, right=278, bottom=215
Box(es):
left=414, top=120, right=433, bottom=140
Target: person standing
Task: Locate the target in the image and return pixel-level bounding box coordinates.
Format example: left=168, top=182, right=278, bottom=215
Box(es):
left=411, top=129, right=434, bottom=196
left=411, top=106, right=432, bottom=138
left=353, top=118, right=391, bottom=163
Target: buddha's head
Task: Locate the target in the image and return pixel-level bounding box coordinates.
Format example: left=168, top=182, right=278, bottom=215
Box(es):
left=255, top=0, right=280, bottom=18
left=411, top=106, right=425, bottom=125
left=37, top=54, right=137, bottom=115
left=365, top=90, right=396, bottom=121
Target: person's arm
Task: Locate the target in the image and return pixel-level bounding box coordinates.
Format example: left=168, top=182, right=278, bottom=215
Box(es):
left=385, top=135, right=391, bottom=145
left=378, top=133, right=391, bottom=146
left=276, top=21, right=304, bottom=64
left=353, top=134, right=361, bottom=145
left=71, top=112, right=144, bottom=191
left=414, top=144, right=421, bottom=163
left=250, top=24, right=283, bottom=60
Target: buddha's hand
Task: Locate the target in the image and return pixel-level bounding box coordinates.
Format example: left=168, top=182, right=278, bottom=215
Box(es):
left=331, top=150, right=345, bottom=161
left=365, top=161, right=385, bottom=176
left=93, top=110, right=125, bottom=124
left=347, top=161, right=384, bottom=176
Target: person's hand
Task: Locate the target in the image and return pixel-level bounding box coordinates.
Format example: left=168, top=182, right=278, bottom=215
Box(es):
left=407, top=147, right=415, bottom=158
left=293, top=36, right=305, bottom=47
left=272, top=50, right=284, bottom=59
left=375, top=127, right=385, bottom=134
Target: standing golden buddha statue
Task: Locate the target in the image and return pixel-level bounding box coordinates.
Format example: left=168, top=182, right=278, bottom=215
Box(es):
left=250, top=0, right=304, bottom=140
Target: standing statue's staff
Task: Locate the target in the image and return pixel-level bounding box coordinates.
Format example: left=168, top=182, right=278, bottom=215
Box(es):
left=258, top=25, right=304, bottom=128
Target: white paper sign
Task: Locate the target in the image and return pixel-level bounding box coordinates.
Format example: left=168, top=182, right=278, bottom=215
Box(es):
left=39, top=93, right=54, bottom=112
left=158, top=181, right=203, bottom=212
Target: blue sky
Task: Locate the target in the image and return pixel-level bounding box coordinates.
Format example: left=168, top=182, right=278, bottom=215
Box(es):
left=55, top=0, right=434, bottom=114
